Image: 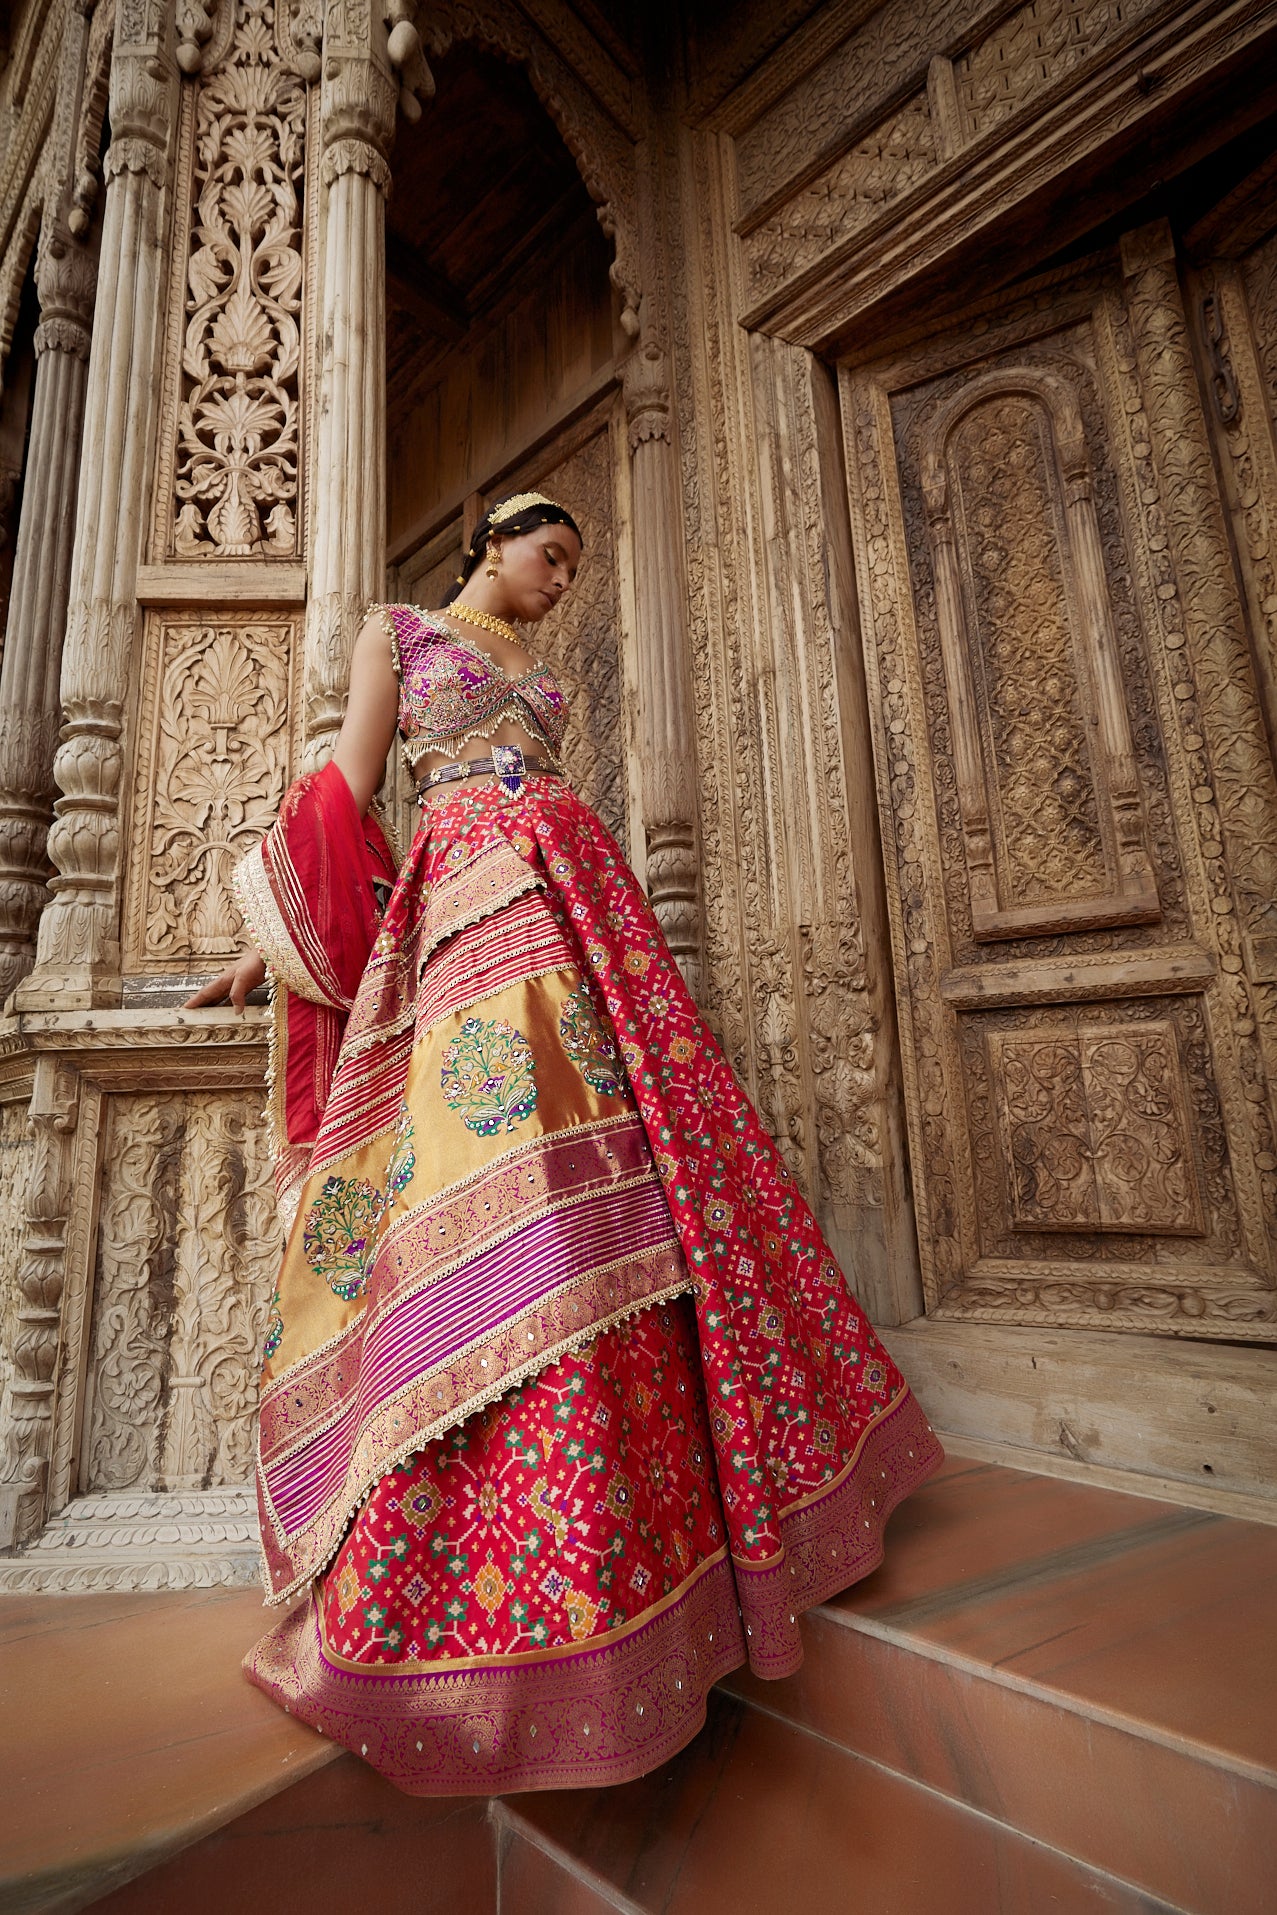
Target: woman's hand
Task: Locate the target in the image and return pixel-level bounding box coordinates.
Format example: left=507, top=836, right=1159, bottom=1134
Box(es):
left=184, top=950, right=267, bottom=1011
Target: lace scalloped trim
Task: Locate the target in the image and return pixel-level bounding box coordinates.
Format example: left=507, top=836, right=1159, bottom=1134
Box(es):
left=261, top=1155, right=669, bottom=1465
left=259, top=1271, right=697, bottom=1607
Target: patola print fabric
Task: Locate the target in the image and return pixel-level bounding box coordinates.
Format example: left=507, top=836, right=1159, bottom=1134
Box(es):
left=238, top=610, right=941, bottom=1795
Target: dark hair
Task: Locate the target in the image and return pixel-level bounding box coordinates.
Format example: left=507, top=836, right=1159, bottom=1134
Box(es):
left=442, top=493, right=584, bottom=605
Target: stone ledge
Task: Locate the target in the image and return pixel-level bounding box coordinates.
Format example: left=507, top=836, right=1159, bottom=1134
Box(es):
left=0, top=1491, right=261, bottom=1594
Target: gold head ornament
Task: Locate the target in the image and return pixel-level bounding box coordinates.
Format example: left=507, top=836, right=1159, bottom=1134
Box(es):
left=487, top=492, right=566, bottom=525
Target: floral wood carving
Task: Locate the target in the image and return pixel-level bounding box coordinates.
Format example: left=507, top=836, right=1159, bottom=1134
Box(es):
left=83, top=1093, right=278, bottom=1493
left=0, top=1099, right=34, bottom=1433
left=124, top=614, right=294, bottom=970
left=843, top=266, right=1276, bottom=1337
left=990, top=1019, right=1203, bottom=1234
left=168, top=0, right=308, bottom=558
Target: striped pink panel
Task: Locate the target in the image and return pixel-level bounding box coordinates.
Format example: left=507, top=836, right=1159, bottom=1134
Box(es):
left=264, top=1173, right=678, bottom=1537
left=416, top=886, right=578, bottom=1034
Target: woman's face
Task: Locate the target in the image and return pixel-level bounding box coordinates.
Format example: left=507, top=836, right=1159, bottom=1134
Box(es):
left=492, top=522, right=582, bottom=623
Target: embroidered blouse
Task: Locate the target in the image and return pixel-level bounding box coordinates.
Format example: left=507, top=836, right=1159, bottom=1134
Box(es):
left=369, top=602, right=569, bottom=771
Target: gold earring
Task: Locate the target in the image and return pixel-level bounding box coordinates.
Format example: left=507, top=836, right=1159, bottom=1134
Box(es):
left=485, top=541, right=502, bottom=580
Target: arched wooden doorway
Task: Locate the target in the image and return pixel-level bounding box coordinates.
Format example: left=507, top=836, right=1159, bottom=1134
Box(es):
left=381, top=44, right=639, bottom=864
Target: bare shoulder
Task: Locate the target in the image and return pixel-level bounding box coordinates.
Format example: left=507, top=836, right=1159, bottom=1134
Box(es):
left=350, top=607, right=400, bottom=684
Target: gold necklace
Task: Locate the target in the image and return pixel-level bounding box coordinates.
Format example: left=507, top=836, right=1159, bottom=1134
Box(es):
left=450, top=602, right=520, bottom=647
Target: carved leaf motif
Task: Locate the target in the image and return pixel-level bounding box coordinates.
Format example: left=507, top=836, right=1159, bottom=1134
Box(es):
left=171, top=0, right=307, bottom=557
left=84, top=1094, right=278, bottom=1494
left=128, top=616, right=293, bottom=966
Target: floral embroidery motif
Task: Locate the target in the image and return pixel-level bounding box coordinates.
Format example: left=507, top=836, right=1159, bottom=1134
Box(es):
left=303, top=1174, right=384, bottom=1301
left=384, top=1106, right=416, bottom=1204
left=302, top=1111, right=416, bottom=1301
left=559, top=984, right=625, bottom=1097
left=263, top=1288, right=284, bottom=1360
left=440, top=1016, right=538, bottom=1135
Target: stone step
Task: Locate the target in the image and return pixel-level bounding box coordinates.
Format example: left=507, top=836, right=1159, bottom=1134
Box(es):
left=5, top=1456, right=1271, bottom=1914
left=0, top=1586, right=340, bottom=1914
left=88, top=1758, right=495, bottom=1915
left=719, top=1455, right=1277, bottom=1915
left=495, top=1689, right=1179, bottom=1914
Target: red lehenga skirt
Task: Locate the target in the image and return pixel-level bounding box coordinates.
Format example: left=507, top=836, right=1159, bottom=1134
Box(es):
left=236, top=767, right=941, bottom=1795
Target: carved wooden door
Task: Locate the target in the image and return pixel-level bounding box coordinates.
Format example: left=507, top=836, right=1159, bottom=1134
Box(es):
left=841, top=226, right=1277, bottom=1342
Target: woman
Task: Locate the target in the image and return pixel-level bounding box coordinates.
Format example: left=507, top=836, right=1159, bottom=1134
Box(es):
left=190, top=491, right=942, bottom=1796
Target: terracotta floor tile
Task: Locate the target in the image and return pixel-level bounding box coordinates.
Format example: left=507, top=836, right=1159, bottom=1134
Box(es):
left=840, top=1461, right=1198, bottom=1620
left=509, top=1693, right=1174, bottom=1915
left=0, top=1587, right=335, bottom=1901
left=884, top=1515, right=1277, bottom=1769
left=726, top=1616, right=1275, bottom=1915
left=91, top=1758, right=495, bottom=1915
left=498, top=1828, right=633, bottom=1915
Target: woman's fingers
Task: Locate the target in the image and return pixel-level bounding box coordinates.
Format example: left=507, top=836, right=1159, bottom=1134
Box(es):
left=184, top=968, right=236, bottom=1008
left=183, top=952, right=266, bottom=1011
left=234, top=951, right=268, bottom=1008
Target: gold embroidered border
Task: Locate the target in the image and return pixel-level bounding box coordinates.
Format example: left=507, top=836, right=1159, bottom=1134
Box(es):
left=261, top=1262, right=694, bottom=1605
left=232, top=841, right=327, bottom=1006
left=263, top=1115, right=662, bottom=1430
left=245, top=1547, right=745, bottom=1796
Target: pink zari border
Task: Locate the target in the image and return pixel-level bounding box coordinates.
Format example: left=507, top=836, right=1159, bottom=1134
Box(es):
left=243, top=1390, right=941, bottom=1794
left=734, top=1387, right=942, bottom=1678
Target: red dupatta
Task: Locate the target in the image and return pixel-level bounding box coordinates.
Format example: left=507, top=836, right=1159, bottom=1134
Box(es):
left=233, top=760, right=399, bottom=1224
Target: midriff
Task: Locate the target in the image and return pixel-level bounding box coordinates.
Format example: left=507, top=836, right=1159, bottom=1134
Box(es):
left=413, top=716, right=552, bottom=807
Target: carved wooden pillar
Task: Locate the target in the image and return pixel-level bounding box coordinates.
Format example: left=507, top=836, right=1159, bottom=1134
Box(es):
left=15, top=18, right=178, bottom=1010
left=0, top=1058, right=78, bottom=1548
left=0, top=228, right=96, bottom=1002
left=1119, top=217, right=1277, bottom=1119
left=624, top=337, right=702, bottom=997
left=302, top=42, right=396, bottom=764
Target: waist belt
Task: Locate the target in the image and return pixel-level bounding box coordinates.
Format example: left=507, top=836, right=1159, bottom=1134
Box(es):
left=416, top=745, right=561, bottom=798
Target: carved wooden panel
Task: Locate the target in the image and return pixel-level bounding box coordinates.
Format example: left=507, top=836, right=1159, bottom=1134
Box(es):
left=740, top=89, right=936, bottom=306
left=124, top=611, right=297, bottom=974
left=732, top=0, right=989, bottom=215
left=0, top=1095, right=33, bottom=1419
left=953, top=0, right=1159, bottom=141
left=1193, top=202, right=1277, bottom=1034
left=989, top=1016, right=1203, bottom=1235
left=731, top=0, right=1169, bottom=312
left=918, top=368, right=1159, bottom=937
left=81, top=1091, right=279, bottom=1494
left=843, top=262, right=1277, bottom=1338
left=151, top=0, right=312, bottom=560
